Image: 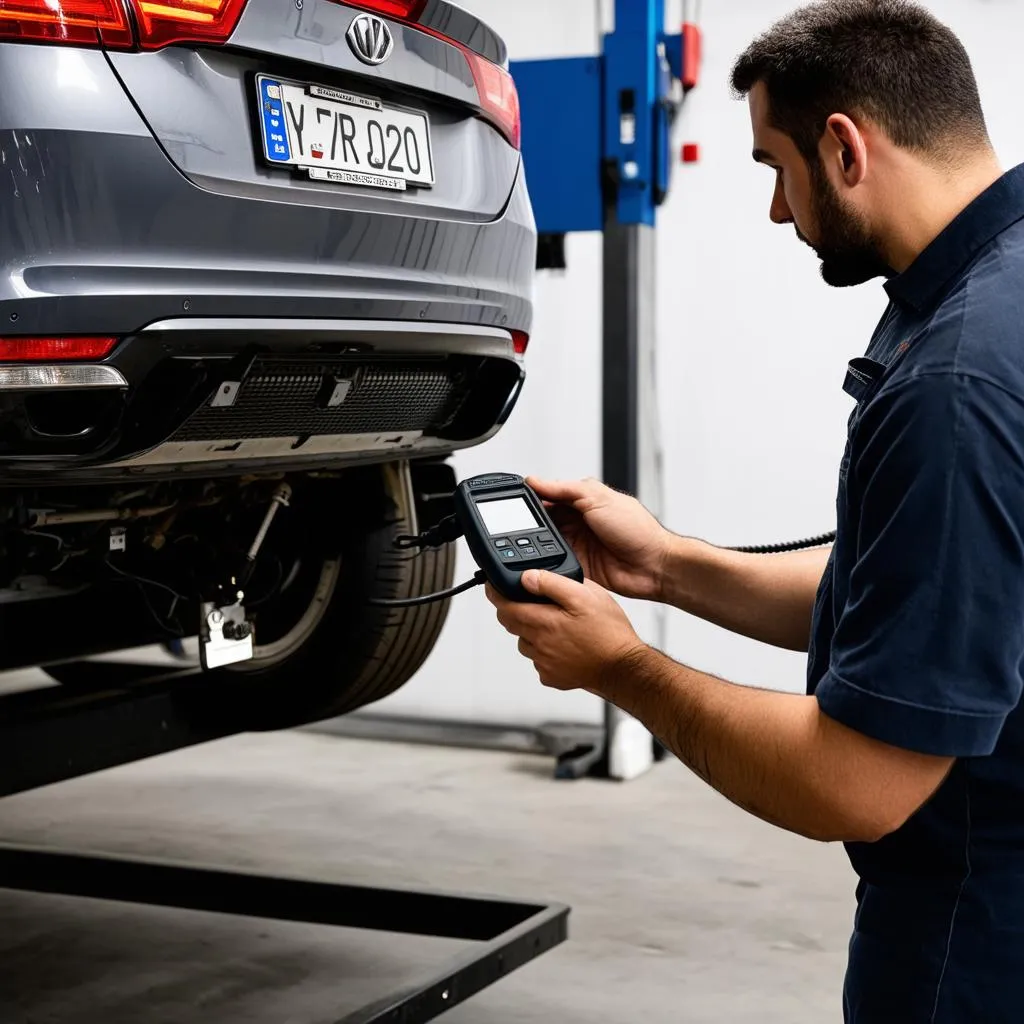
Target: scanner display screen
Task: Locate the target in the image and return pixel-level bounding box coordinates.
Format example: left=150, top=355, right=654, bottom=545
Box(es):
left=479, top=497, right=537, bottom=536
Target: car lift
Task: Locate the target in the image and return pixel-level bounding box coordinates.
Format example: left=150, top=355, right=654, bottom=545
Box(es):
left=511, top=0, right=702, bottom=781
left=0, top=663, right=568, bottom=1024
left=0, top=3, right=699, bottom=1020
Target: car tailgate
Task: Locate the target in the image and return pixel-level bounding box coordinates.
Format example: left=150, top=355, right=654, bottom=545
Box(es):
left=106, top=0, right=519, bottom=221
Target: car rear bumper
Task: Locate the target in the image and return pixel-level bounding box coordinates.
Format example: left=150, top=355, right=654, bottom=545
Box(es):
left=0, top=319, right=524, bottom=482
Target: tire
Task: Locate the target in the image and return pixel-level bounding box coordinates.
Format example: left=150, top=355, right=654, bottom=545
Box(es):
left=43, top=460, right=458, bottom=728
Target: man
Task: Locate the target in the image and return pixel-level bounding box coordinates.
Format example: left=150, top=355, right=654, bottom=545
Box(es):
left=488, top=1, right=1024, bottom=1020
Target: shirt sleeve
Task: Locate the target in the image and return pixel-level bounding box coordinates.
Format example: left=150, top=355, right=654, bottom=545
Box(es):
left=815, top=371, right=1024, bottom=757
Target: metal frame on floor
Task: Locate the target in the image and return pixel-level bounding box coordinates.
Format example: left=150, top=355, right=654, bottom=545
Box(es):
left=0, top=844, right=568, bottom=1024
left=0, top=669, right=570, bottom=1023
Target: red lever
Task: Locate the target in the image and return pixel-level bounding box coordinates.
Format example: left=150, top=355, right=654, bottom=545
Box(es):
left=682, top=22, right=702, bottom=90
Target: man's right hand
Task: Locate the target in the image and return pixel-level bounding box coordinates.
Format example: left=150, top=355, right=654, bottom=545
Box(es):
left=526, top=477, right=671, bottom=601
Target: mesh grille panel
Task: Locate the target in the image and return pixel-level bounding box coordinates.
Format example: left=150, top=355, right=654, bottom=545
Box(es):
left=171, top=359, right=469, bottom=442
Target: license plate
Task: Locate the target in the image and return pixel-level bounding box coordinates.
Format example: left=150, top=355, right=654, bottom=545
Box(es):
left=256, top=74, right=435, bottom=191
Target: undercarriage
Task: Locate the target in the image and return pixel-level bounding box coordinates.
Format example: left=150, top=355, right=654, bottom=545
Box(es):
left=0, top=461, right=458, bottom=725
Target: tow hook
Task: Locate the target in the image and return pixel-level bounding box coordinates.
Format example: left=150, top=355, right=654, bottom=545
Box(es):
left=199, top=482, right=291, bottom=671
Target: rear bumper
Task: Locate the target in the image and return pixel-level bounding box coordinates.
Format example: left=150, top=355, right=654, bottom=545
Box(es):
left=0, top=319, right=525, bottom=482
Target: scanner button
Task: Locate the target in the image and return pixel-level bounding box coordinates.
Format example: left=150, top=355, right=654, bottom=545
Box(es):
left=516, top=537, right=531, bottom=547
left=521, top=546, right=537, bottom=555
left=538, top=532, right=554, bottom=543
left=494, top=538, right=511, bottom=548
left=542, top=544, right=559, bottom=553
left=501, top=549, right=518, bottom=560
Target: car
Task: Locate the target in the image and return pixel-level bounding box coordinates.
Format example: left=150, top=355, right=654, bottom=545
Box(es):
left=0, top=0, right=534, bottom=727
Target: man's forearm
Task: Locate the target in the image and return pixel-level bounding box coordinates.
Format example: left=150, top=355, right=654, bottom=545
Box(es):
left=659, top=536, right=831, bottom=652
left=598, top=646, right=945, bottom=843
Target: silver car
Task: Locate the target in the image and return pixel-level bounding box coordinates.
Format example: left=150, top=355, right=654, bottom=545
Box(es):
left=0, top=0, right=534, bottom=725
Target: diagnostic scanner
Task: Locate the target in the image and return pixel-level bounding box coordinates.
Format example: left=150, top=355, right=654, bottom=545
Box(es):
left=455, top=473, right=584, bottom=602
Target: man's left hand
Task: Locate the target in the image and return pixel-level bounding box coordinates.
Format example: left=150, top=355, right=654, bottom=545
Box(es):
left=486, top=571, right=646, bottom=692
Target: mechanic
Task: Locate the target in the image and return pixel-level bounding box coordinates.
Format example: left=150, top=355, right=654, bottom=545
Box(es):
left=488, top=2, right=1024, bottom=1020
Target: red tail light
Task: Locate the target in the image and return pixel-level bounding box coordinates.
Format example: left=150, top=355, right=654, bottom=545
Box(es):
left=133, top=0, right=249, bottom=49
left=0, top=337, right=119, bottom=362
left=511, top=331, right=529, bottom=356
left=0, top=0, right=132, bottom=47
left=356, top=4, right=523, bottom=150
left=465, top=52, right=521, bottom=150
left=346, top=0, right=425, bottom=17
left=0, top=0, right=246, bottom=47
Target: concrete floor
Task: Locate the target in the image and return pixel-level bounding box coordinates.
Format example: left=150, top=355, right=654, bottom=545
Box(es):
left=0, top=730, right=856, bottom=1023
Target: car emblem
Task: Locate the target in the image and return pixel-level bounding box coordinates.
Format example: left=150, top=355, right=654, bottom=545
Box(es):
left=347, top=12, right=394, bottom=66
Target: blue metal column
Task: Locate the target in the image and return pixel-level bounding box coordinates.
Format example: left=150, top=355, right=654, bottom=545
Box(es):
left=601, top=0, right=665, bottom=499
left=599, top=0, right=668, bottom=781
left=511, top=1, right=700, bottom=780
left=603, top=0, right=665, bottom=229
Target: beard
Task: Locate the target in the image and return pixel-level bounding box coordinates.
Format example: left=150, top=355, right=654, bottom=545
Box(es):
left=802, top=164, right=891, bottom=288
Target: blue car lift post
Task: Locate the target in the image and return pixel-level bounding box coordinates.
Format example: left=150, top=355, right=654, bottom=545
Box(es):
left=511, top=0, right=702, bottom=781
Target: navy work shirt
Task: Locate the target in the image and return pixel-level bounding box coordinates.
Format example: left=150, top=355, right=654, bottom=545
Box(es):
left=808, top=163, right=1024, bottom=1023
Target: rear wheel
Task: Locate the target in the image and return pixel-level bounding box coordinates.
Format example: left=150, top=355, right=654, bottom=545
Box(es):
left=43, top=460, right=458, bottom=727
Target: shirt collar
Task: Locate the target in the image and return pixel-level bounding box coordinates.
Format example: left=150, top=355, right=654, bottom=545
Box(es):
left=884, top=162, right=1024, bottom=314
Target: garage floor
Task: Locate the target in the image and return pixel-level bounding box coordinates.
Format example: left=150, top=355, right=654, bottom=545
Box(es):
left=0, top=728, right=855, bottom=1023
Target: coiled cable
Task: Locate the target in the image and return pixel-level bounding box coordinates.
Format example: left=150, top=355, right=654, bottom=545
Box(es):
left=728, top=531, right=836, bottom=555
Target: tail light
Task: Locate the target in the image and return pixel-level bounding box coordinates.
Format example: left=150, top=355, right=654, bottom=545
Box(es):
left=465, top=52, right=521, bottom=150
left=511, top=331, right=529, bottom=356
left=348, top=1, right=522, bottom=150
left=347, top=0, right=425, bottom=17
left=0, top=0, right=247, bottom=47
left=0, top=0, right=133, bottom=47
left=134, top=0, right=250, bottom=48
left=0, top=337, right=119, bottom=361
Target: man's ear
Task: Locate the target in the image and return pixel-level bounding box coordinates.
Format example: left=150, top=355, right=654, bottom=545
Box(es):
left=822, top=113, right=868, bottom=187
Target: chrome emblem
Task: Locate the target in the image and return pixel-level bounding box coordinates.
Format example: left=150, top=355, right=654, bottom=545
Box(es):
left=347, top=13, right=394, bottom=66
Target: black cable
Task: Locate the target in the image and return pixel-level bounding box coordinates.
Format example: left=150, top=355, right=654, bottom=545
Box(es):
left=135, top=584, right=185, bottom=638
left=104, top=558, right=186, bottom=636
left=369, top=570, right=487, bottom=608
left=245, top=554, right=285, bottom=609
left=729, top=531, right=837, bottom=555
left=395, top=514, right=464, bottom=551
left=104, top=555, right=187, bottom=603
left=394, top=493, right=834, bottom=578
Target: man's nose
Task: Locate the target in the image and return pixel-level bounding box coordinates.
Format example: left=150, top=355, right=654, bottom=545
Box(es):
left=770, top=180, right=792, bottom=225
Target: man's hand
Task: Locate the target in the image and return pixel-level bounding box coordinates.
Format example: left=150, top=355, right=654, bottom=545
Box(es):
left=486, top=569, right=646, bottom=692
left=526, top=476, right=671, bottom=601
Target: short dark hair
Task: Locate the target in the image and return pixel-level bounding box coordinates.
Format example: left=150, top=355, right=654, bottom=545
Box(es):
left=731, top=0, right=989, bottom=163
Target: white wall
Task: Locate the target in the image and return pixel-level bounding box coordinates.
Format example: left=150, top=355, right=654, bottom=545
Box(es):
left=374, top=0, right=1024, bottom=725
